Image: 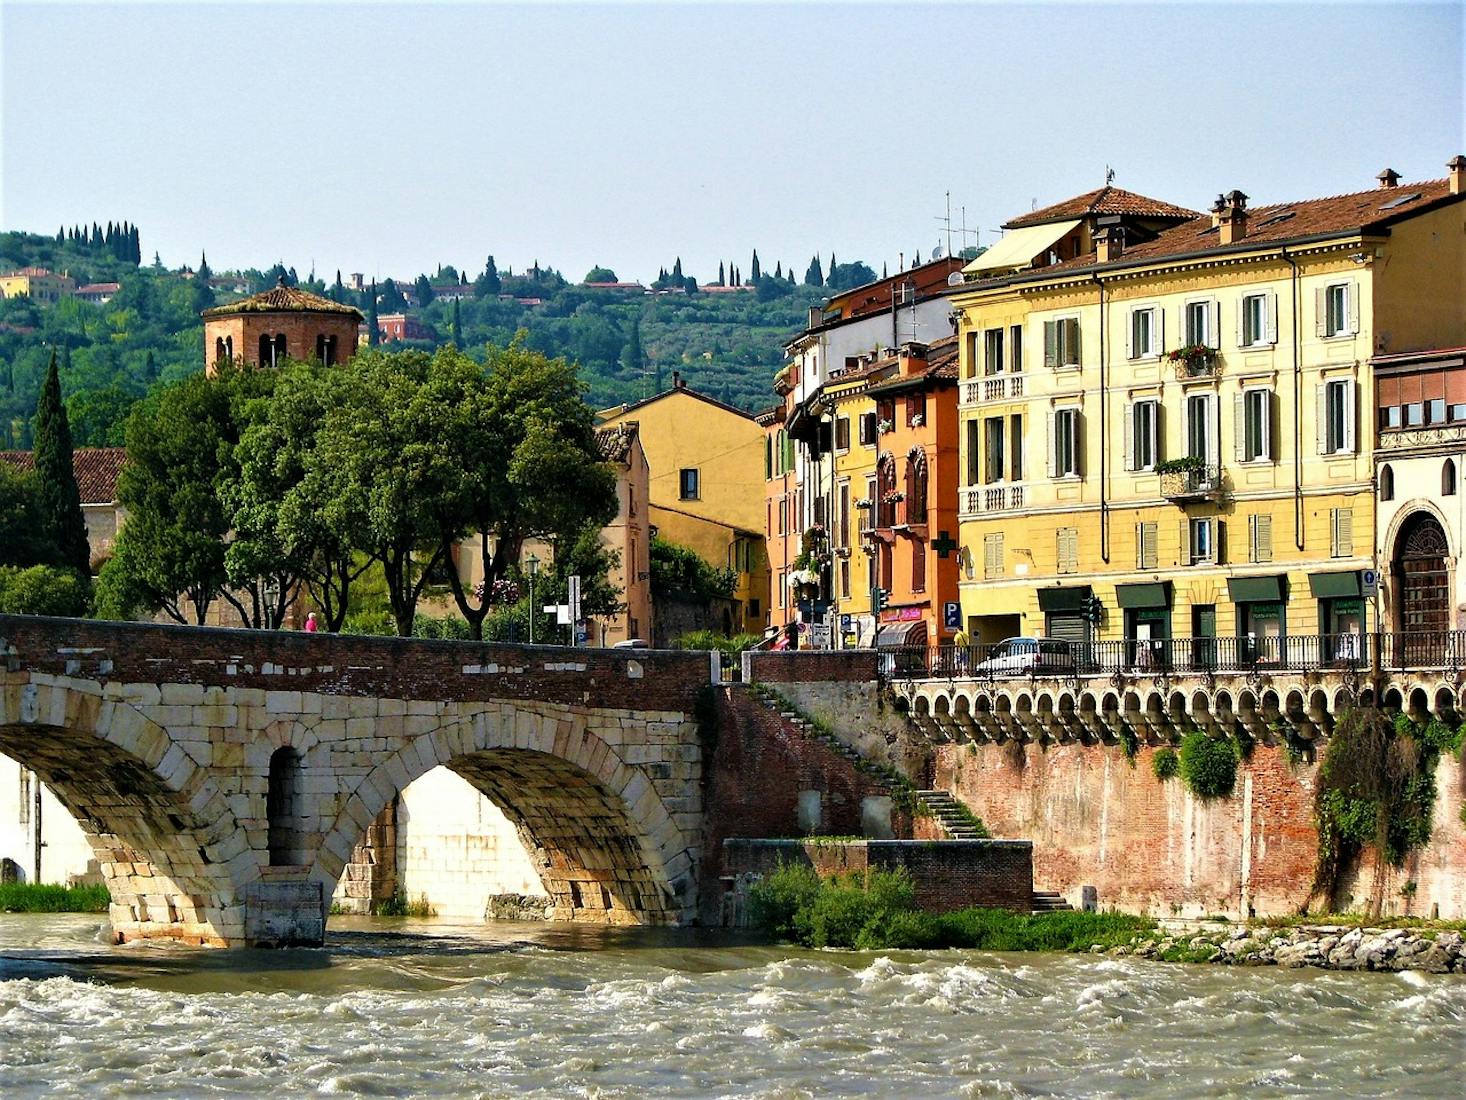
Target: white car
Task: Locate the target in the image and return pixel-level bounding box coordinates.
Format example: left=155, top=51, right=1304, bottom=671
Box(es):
left=970, top=637, right=1076, bottom=676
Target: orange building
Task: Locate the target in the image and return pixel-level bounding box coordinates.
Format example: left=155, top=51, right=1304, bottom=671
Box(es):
left=850, top=338, right=962, bottom=649
left=202, top=278, right=363, bottom=373
left=756, top=392, right=798, bottom=636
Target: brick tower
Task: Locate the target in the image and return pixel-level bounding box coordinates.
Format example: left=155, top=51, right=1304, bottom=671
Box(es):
left=201, top=277, right=364, bottom=375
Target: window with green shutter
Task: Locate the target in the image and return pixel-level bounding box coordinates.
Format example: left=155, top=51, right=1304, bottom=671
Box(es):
left=1249, top=513, right=1273, bottom=563
left=1056, top=527, right=1079, bottom=574
left=1136, top=521, right=1158, bottom=570
left=1331, top=507, right=1354, bottom=558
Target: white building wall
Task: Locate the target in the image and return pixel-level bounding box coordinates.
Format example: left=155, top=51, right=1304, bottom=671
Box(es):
left=1375, top=450, right=1466, bottom=630
left=396, top=769, right=547, bottom=918
left=0, top=756, right=97, bottom=884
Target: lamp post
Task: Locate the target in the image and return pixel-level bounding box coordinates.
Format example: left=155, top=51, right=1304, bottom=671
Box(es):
left=526, top=554, right=540, bottom=645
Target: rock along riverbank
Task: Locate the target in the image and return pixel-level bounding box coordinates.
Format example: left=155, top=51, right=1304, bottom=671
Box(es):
left=1106, top=921, right=1466, bottom=974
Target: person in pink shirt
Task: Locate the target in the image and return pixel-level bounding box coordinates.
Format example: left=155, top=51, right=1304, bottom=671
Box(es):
left=304, top=612, right=319, bottom=633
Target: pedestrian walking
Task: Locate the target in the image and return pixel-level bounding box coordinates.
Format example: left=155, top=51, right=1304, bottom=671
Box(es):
left=305, top=612, right=319, bottom=634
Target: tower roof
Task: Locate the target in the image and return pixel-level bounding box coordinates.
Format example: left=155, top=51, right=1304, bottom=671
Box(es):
left=1003, top=186, right=1199, bottom=229
left=201, top=277, right=363, bottom=320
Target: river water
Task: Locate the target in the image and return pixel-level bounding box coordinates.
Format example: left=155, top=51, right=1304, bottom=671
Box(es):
left=1, top=914, right=1462, bottom=1098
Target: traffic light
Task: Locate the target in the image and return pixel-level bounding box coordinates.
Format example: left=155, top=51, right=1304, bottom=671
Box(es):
left=871, top=586, right=889, bottom=614
left=1082, top=594, right=1103, bottom=624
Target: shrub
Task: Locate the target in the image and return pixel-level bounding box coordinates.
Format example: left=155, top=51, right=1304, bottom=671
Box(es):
left=0, top=564, right=90, bottom=617
left=1179, top=730, right=1236, bottom=798
left=0, top=882, right=110, bottom=913
left=1151, top=747, right=1179, bottom=781
left=746, top=862, right=822, bottom=941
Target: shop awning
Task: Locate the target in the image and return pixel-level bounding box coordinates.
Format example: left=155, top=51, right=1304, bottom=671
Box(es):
left=1228, top=575, right=1286, bottom=602
left=1308, top=571, right=1363, bottom=598
left=963, top=219, right=1084, bottom=275
left=1116, top=582, right=1172, bottom=609
left=1037, top=585, right=1092, bottom=613
left=875, top=620, right=928, bottom=648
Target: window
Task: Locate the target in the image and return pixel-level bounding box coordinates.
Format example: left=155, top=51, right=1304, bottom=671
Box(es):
left=839, top=558, right=850, bottom=599
left=1444, top=459, right=1458, bottom=497
left=965, top=332, right=981, bottom=377
left=1050, top=407, right=1081, bottom=477
left=1128, top=399, right=1159, bottom=471
left=1240, top=293, right=1273, bottom=347
left=748, top=599, right=761, bottom=620
left=778, top=571, right=786, bottom=609
left=1249, top=513, right=1273, bottom=563
left=983, top=533, right=1004, bottom=579
left=965, top=420, right=981, bottom=485
left=906, top=394, right=924, bottom=426
left=984, top=417, right=1005, bottom=483
left=1429, top=398, right=1447, bottom=425
left=912, top=537, right=927, bottom=592
left=906, top=451, right=928, bottom=524
left=1136, top=521, right=1158, bottom=570
left=316, top=333, right=337, bottom=366
left=1184, top=299, right=1215, bottom=347
left=1186, top=393, right=1215, bottom=462
left=1405, top=402, right=1425, bottom=427
left=1380, top=464, right=1394, bottom=501
left=1010, top=413, right=1024, bottom=480
left=1379, top=405, right=1402, bottom=431
left=764, top=437, right=773, bottom=479
left=1239, top=388, right=1272, bottom=462
left=1319, top=379, right=1356, bottom=455
left=628, top=483, right=636, bottom=517
left=1330, top=507, right=1354, bottom=558
left=1010, top=325, right=1023, bottom=372
left=1319, top=282, right=1355, bottom=338
left=1128, top=306, right=1159, bottom=359
left=984, top=328, right=1005, bottom=375
left=858, top=412, right=877, bottom=446
left=835, top=416, right=850, bottom=451
left=1056, top=527, right=1079, bottom=574
left=1043, top=317, right=1081, bottom=369
left=1453, top=404, right=1466, bottom=422
left=839, top=483, right=850, bottom=547
left=1189, top=518, right=1216, bottom=565
left=679, top=468, right=700, bottom=500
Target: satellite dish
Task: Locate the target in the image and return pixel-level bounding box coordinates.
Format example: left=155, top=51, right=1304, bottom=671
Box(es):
left=947, top=272, right=964, bottom=286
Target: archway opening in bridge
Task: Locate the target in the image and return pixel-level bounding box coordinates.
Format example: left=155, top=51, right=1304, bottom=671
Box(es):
left=267, top=747, right=305, bottom=866
left=329, top=747, right=674, bottom=928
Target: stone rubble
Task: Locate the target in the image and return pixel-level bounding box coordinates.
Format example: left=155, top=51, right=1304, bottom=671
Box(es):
left=1104, top=923, right=1466, bottom=974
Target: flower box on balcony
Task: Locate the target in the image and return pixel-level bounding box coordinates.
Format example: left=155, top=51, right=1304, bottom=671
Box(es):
left=1167, top=343, right=1219, bottom=379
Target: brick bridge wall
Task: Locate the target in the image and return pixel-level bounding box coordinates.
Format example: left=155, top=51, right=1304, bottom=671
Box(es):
left=0, top=616, right=713, bottom=946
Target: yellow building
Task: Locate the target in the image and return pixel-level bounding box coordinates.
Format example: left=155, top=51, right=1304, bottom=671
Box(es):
left=598, top=373, right=770, bottom=635
left=0, top=267, right=76, bottom=304
left=953, top=160, right=1466, bottom=660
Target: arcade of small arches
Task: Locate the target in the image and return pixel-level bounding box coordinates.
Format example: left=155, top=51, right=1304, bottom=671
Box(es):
left=900, top=675, right=1466, bottom=749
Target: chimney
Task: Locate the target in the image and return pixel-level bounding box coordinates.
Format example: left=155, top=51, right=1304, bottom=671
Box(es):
left=1210, top=195, right=1227, bottom=229
left=1218, top=190, right=1249, bottom=245
left=899, top=342, right=929, bottom=378
left=1095, top=224, right=1125, bottom=263
left=672, top=370, right=684, bottom=389
left=1376, top=167, right=1401, bottom=189
left=1449, top=155, right=1466, bottom=195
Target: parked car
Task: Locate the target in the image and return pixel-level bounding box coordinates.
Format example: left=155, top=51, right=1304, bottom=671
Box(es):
left=970, top=637, right=1076, bottom=676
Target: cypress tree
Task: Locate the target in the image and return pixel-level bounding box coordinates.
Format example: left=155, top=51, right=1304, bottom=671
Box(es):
left=32, top=351, right=91, bottom=578
left=717, top=261, right=725, bottom=286
left=367, top=281, right=380, bottom=346
left=451, top=297, right=462, bottom=346
left=197, top=251, right=212, bottom=282
left=144, top=350, right=156, bottom=380
left=805, top=255, right=823, bottom=287
left=620, top=318, right=644, bottom=375
left=672, top=257, right=683, bottom=280
left=750, top=250, right=761, bottom=281
left=773, top=261, right=782, bottom=280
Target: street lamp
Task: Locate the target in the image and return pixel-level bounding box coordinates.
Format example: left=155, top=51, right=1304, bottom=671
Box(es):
left=526, top=554, right=540, bottom=645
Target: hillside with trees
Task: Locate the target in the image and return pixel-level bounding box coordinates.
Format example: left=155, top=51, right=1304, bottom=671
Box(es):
left=0, top=230, right=916, bottom=448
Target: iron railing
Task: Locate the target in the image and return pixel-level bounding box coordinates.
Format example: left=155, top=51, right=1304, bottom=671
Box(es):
left=886, top=631, right=1466, bottom=680
left=1159, top=464, right=1222, bottom=502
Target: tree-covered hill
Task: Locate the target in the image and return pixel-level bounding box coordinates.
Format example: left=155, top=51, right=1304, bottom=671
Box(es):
left=0, top=231, right=887, bottom=447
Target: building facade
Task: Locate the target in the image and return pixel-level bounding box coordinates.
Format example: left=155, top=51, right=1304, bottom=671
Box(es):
left=0, top=267, right=76, bottom=304
left=951, top=161, right=1466, bottom=661
left=598, top=376, right=770, bottom=636
left=201, top=279, right=363, bottom=373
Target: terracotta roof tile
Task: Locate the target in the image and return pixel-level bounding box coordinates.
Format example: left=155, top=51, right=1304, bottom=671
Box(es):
left=1003, top=177, right=1460, bottom=280
left=0, top=446, right=126, bottom=505
left=1004, top=186, right=1200, bottom=229
left=201, top=280, right=363, bottom=320
left=595, top=422, right=639, bottom=464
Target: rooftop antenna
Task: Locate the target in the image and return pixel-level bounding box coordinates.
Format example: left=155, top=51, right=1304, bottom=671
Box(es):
left=934, top=191, right=955, bottom=259
left=1106, top=165, right=1116, bottom=186
left=957, top=205, right=980, bottom=254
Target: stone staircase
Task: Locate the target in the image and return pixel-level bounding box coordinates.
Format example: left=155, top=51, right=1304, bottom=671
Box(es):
left=913, top=789, right=986, bottom=839
left=745, top=683, right=988, bottom=840
left=1030, top=890, right=1073, bottom=913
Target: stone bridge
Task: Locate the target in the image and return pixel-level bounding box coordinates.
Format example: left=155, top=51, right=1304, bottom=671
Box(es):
left=0, top=615, right=714, bottom=946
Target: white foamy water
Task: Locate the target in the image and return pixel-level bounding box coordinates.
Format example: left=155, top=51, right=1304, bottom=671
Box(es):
left=1, top=914, right=1462, bottom=1098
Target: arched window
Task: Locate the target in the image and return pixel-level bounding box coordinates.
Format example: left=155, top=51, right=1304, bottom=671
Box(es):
left=214, top=336, right=226, bottom=364
left=266, top=746, right=304, bottom=866
left=1379, top=464, right=1394, bottom=501
left=877, top=453, right=897, bottom=527
left=316, top=333, right=338, bottom=366
left=225, top=335, right=233, bottom=360
left=258, top=333, right=273, bottom=366
left=273, top=334, right=287, bottom=363
left=906, top=448, right=929, bottom=525
left=1444, top=459, right=1457, bottom=497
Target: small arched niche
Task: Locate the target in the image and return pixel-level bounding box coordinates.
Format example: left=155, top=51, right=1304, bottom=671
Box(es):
left=267, top=746, right=306, bottom=866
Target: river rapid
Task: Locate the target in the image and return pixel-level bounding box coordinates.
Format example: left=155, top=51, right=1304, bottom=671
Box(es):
left=1, top=914, right=1463, bottom=1098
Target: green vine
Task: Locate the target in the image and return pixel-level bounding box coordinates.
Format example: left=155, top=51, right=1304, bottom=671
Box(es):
left=1118, top=724, right=1139, bottom=765
left=1178, top=730, right=1237, bottom=798
left=1151, top=746, right=1179, bottom=781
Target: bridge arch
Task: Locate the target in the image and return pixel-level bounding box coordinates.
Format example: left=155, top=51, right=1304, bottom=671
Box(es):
left=316, top=706, right=687, bottom=926
left=0, top=681, right=253, bottom=945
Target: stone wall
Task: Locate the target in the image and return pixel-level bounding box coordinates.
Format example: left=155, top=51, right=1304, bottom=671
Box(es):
left=721, top=838, right=1034, bottom=924
left=931, top=739, right=1466, bottom=920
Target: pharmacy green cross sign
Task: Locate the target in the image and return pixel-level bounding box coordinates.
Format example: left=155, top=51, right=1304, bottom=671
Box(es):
left=932, top=531, right=959, bottom=558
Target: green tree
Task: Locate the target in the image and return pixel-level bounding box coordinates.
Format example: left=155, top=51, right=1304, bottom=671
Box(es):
left=451, top=297, right=462, bottom=347
left=367, top=280, right=380, bottom=347
left=66, top=384, right=137, bottom=447
left=750, top=250, right=761, bottom=281
left=619, top=317, right=644, bottom=376
left=0, top=463, right=50, bottom=568
left=717, top=261, right=725, bottom=286
left=584, top=266, right=618, bottom=283
left=0, top=564, right=90, bottom=616
left=32, top=352, right=91, bottom=579
left=805, top=255, right=824, bottom=286
left=414, top=274, right=434, bottom=307
left=379, top=279, right=406, bottom=312
left=475, top=255, right=501, bottom=298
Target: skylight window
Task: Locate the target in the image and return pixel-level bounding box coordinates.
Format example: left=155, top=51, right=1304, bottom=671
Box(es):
left=1378, top=192, right=1423, bottom=211
left=1257, top=210, right=1296, bottom=227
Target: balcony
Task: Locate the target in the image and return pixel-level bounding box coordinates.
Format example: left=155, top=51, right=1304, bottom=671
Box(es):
left=961, top=482, right=1027, bottom=516
left=1170, top=347, right=1221, bottom=381
left=1377, top=423, right=1466, bottom=452
left=1159, top=463, right=1221, bottom=502
left=960, top=374, right=1025, bottom=407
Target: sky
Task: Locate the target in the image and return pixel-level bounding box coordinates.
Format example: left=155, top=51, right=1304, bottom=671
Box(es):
left=2, top=2, right=1462, bottom=285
